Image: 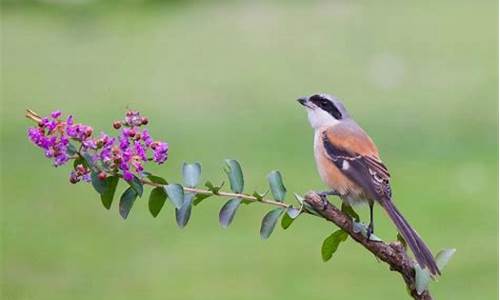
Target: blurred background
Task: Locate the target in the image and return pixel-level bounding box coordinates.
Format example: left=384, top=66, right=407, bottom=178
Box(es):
left=1, top=0, right=498, bottom=299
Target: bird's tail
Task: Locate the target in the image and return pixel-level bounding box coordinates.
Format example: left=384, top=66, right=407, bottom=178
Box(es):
left=380, top=198, right=440, bottom=276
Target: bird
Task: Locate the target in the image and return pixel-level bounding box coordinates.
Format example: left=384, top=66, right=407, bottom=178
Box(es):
left=297, top=93, right=440, bottom=276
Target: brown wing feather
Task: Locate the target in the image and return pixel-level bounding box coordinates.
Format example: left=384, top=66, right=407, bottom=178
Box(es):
left=322, top=125, right=391, bottom=201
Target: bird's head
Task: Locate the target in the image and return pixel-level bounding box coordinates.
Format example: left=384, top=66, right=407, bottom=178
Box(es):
left=297, top=93, right=350, bottom=129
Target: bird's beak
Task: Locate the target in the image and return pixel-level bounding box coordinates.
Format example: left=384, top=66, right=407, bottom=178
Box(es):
left=297, top=96, right=308, bottom=106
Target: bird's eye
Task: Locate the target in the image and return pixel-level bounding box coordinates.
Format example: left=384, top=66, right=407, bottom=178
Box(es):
left=320, top=100, right=329, bottom=107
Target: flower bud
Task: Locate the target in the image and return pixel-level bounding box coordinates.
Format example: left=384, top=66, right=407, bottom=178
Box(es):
left=69, top=173, right=80, bottom=184
left=128, top=129, right=136, bottom=137
left=84, top=127, right=93, bottom=137
left=113, top=121, right=122, bottom=129
left=98, top=172, right=107, bottom=180
left=141, top=117, right=148, bottom=125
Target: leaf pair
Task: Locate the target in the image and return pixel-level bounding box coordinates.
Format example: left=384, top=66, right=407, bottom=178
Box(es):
left=90, top=174, right=119, bottom=209
left=164, top=183, right=193, bottom=228
left=415, top=249, right=456, bottom=295
left=281, top=207, right=300, bottom=230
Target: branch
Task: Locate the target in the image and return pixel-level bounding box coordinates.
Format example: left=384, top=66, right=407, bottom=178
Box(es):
left=304, top=192, right=432, bottom=300
left=141, top=178, right=291, bottom=209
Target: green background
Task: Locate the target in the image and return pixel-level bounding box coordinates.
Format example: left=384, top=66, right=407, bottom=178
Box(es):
left=1, top=1, right=498, bottom=299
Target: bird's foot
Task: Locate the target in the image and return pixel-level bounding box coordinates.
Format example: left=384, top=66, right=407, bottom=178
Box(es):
left=316, top=190, right=340, bottom=210
left=367, top=223, right=374, bottom=240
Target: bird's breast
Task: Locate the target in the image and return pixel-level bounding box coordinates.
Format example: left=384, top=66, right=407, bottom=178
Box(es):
left=313, top=129, right=367, bottom=204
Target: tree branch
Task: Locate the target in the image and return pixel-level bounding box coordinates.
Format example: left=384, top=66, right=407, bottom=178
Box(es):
left=304, top=192, right=432, bottom=300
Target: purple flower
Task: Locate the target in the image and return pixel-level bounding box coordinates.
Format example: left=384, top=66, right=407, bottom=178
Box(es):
left=141, top=129, right=153, bottom=146
left=29, top=109, right=170, bottom=184
left=123, top=170, right=133, bottom=181
left=51, top=110, right=61, bottom=119
left=152, top=142, right=168, bottom=164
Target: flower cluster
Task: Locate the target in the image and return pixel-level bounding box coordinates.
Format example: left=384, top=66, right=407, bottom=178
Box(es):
left=27, top=110, right=169, bottom=183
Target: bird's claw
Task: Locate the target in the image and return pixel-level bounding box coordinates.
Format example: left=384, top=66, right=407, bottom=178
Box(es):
left=367, top=223, right=374, bottom=240
left=317, top=193, right=329, bottom=210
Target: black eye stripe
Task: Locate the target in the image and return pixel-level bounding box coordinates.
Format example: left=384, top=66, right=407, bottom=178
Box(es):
left=309, top=95, right=342, bottom=120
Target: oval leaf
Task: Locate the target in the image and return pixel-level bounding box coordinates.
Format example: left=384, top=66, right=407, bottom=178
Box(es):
left=100, top=176, right=119, bottom=209
left=294, top=193, right=304, bottom=205
left=321, top=230, right=348, bottom=262
left=143, top=172, right=168, bottom=185
left=175, top=193, right=193, bottom=228
left=119, top=187, right=138, bottom=219
left=164, top=184, right=184, bottom=209
left=66, top=142, right=78, bottom=156
left=260, top=207, right=284, bottom=239
left=281, top=213, right=294, bottom=230
left=435, top=248, right=456, bottom=272
left=91, top=171, right=108, bottom=194
left=224, top=159, right=244, bottom=193
left=267, top=170, right=286, bottom=202
left=183, top=162, right=201, bottom=188
left=286, top=207, right=300, bottom=219
left=415, top=265, right=431, bottom=295
left=149, top=187, right=167, bottom=217
left=127, top=176, right=144, bottom=197
left=219, top=198, right=241, bottom=228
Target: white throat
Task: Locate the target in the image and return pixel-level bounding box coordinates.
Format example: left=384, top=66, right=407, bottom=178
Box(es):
left=307, top=108, right=341, bottom=129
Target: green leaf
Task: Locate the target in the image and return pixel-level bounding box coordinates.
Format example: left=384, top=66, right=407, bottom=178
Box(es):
left=81, top=152, right=96, bottom=171
left=219, top=198, right=241, bottom=229
left=303, top=202, right=322, bottom=216
left=205, top=181, right=224, bottom=194
left=193, top=193, right=212, bottom=206
left=149, top=187, right=167, bottom=217
left=267, top=170, right=286, bottom=202
left=66, top=142, right=78, bottom=156
left=164, top=184, right=184, bottom=209
left=252, top=190, right=268, bottom=201
left=281, top=206, right=301, bottom=229
left=341, top=203, right=360, bottom=222
left=224, top=159, right=244, bottom=193
left=435, top=248, right=456, bottom=272
left=100, top=176, right=119, bottom=209
left=414, top=265, right=431, bottom=295
left=281, top=213, right=294, bottom=230
left=175, top=193, right=193, bottom=228
left=321, top=230, right=348, bottom=262
left=260, top=207, right=284, bottom=240
left=91, top=171, right=108, bottom=194
left=143, top=172, right=168, bottom=185
left=352, top=221, right=382, bottom=241
left=119, top=187, right=138, bottom=219
left=294, top=193, right=304, bottom=205
left=127, top=176, right=143, bottom=197
left=183, top=162, right=201, bottom=188
left=286, top=207, right=300, bottom=219
left=73, top=156, right=85, bottom=169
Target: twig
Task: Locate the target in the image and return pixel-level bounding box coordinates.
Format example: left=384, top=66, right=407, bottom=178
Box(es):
left=140, top=178, right=290, bottom=209
left=304, top=192, right=432, bottom=300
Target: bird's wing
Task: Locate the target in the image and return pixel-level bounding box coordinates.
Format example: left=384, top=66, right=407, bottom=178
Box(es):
left=322, top=126, right=391, bottom=201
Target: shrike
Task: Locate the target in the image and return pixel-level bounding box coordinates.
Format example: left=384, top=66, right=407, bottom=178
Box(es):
left=298, top=93, right=439, bottom=276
